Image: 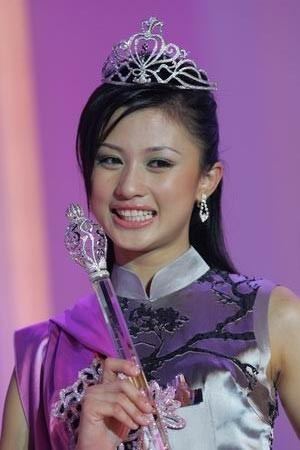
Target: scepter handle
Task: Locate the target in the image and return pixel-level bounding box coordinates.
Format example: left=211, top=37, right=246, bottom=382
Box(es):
left=65, top=204, right=171, bottom=450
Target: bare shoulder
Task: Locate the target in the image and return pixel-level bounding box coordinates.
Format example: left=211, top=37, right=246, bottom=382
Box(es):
left=268, top=285, right=300, bottom=382
left=0, top=372, right=28, bottom=450
left=269, top=285, right=300, bottom=334
left=268, top=286, right=300, bottom=436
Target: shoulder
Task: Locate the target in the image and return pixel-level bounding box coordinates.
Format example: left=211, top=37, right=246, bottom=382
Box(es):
left=269, top=285, right=300, bottom=320
left=201, top=268, right=268, bottom=299
left=13, top=321, right=51, bottom=425
left=268, top=286, right=300, bottom=374
left=14, top=320, right=51, bottom=375
left=14, top=320, right=50, bottom=365
left=15, top=320, right=50, bottom=344
left=269, top=286, right=300, bottom=351
left=268, top=287, right=300, bottom=435
left=204, top=268, right=263, bottom=286
left=14, top=292, right=98, bottom=359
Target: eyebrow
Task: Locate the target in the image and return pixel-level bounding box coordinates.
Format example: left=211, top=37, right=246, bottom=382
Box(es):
left=99, top=142, right=181, bottom=155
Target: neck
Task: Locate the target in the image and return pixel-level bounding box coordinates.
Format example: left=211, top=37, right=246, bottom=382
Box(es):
left=114, top=243, right=190, bottom=288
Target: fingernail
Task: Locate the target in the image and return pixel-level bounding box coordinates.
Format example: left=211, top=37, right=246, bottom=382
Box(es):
left=132, top=364, right=140, bottom=375
left=139, top=389, right=147, bottom=397
left=146, top=403, right=153, bottom=412
left=140, top=414, right=151, bottom=425
left=130, top=357, right=141, bottom=372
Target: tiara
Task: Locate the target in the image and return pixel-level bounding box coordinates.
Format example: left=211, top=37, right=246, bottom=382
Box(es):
left=101, top=17, right=216, bottom=90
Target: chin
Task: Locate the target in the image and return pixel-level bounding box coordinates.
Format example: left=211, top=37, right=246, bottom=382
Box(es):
left=114, top=241, right=154, bottom=254
left=112, top=236, right=161, bottom=255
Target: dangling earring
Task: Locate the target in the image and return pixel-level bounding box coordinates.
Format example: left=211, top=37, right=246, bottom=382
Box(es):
left=197, top=194, right=209, bottom=223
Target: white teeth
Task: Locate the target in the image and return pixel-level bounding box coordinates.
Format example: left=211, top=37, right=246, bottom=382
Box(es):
left=115, top=209, right=154, bottom=221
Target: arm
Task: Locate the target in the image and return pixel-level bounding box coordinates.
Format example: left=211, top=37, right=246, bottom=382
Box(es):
left=268, top=286, right=300, bottom=437
left=0, top=372, right=28, bottom=450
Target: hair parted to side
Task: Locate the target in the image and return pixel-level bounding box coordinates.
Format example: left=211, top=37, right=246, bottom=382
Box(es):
left=76, top=83, right=236, bottom=273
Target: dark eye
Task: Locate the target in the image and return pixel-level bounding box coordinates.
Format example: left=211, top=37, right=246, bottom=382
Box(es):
left=95, top=155, right=123, bottom=167
left=148, top=159, right=174, bottom=169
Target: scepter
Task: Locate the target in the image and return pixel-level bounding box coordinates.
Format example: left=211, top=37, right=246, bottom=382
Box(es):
left=65, top=203, right=171, bottom=450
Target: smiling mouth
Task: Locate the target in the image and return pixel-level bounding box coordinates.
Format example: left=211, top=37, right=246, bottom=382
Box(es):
left=112, top=209, right=156, bottom=222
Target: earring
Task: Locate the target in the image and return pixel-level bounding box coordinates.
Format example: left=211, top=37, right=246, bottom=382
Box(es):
left=197, top=194, right=209, bottom=223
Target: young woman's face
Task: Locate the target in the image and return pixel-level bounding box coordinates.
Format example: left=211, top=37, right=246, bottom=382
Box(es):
left=90, top=107, right=205, bottom=263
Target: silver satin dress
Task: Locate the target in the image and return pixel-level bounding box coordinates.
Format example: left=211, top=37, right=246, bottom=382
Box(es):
left=112, top=247, right=278, bottom=450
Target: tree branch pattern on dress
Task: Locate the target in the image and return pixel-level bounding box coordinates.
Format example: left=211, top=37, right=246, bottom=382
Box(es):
left=119, top=270, right=262, bottom=390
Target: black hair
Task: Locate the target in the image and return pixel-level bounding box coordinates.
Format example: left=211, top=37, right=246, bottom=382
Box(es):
left=76, top=83, right=236, bottom=273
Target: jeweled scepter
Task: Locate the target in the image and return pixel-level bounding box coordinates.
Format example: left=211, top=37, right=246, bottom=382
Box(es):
left=65, top=203, right=171, bottom=450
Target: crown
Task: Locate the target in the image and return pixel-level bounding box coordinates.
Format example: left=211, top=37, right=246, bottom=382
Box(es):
left=101, top=17, right=216, bottom=90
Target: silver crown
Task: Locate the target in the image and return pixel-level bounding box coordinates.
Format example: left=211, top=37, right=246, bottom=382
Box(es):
left=102, top=17, right=216, bottom=90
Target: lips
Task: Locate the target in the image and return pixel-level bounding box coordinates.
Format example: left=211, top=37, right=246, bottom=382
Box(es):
left=114, top=209, right=154, bottom=222
left=112, top=208, right=156, bottom=222
left=110, top=207, right=157, bottom=229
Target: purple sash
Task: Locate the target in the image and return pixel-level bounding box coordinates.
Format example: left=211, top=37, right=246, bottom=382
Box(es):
left=14, top=293, right=115, bottom=449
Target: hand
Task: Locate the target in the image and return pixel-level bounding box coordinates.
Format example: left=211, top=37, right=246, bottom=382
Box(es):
left=75, top=357, right=153, bottom=450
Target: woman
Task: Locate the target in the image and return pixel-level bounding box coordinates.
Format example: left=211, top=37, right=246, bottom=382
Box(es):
left=1, top=17, right=300, bottom=450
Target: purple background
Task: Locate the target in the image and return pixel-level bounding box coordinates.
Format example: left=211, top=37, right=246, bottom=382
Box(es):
left=9, top=0, right=300, bottom=446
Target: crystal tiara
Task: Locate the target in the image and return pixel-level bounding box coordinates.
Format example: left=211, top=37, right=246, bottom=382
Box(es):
left=101, top=17, right=216, bottom=90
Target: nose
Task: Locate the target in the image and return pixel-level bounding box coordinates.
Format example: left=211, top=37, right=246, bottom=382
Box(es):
left=114, top=163, right=146, bottom=199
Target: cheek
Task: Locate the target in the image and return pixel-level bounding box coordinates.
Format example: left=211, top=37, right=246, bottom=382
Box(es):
left=90, top=176, right=110, bottom=218
left=157, top=168, right=200, bottom=203
left=91, top=171, right=109, bottom=200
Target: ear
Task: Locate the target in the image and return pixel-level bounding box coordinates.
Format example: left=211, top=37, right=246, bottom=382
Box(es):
left=196, top=161, right=223, bottom=202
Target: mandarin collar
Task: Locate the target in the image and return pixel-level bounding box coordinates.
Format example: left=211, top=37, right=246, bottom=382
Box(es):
left=111, top=247, right=209, bottom=301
